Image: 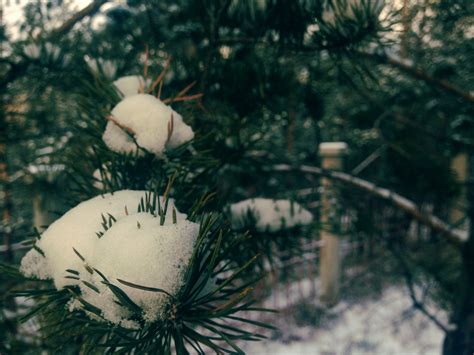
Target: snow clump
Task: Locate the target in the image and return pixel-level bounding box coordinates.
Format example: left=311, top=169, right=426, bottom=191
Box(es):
left=229, top=198, right=313, bottom=233
left=113, top=75, right=149, bottom=98
left=102, top=94, right=194, bottom=157
left=20, top=190, right=199, bottom=328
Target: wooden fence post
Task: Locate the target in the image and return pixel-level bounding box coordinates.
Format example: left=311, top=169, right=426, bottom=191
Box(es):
left=319, top=142, right=348, bottom=305
left=450, top=153, right=468, bottom=229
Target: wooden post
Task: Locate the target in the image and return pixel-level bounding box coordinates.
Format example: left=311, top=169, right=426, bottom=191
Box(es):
left=450, top=153, right=469, bottom=229
left=32, top=182, right=64, bottom=232
left=33, top=191, right=49, bottom=232
left=319, top=142, right=348, bottom=305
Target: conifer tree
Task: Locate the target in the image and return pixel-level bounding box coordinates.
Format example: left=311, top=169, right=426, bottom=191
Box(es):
left=1, top=0, right=473, bottom=354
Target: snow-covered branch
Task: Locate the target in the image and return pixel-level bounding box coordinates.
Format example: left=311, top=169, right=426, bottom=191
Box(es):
left=272, top=164, right=468, bottom=246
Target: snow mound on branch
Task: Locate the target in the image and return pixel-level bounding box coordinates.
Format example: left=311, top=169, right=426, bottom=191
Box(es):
left=230, top=198, right=313, bottom=232
left=102, top=94, right=194, bottom=156
left=20, top=190, right=198, bottom=328
left=113, top=75, right=148, bottom=98
left=20, top=190, right=187, bottom=289
left=82, top=213, right=199, bottom=325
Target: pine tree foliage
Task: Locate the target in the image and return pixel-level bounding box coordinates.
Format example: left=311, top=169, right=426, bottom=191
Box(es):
left=1, top=0, right=473, bottom=353
left=6, top=202, right=274, bottom=354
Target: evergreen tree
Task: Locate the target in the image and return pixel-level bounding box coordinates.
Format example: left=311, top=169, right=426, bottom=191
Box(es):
left=1, top=0, right=473, bottom=353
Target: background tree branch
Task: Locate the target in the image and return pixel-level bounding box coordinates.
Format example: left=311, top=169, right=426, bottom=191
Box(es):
left=359, top=51, right=474, bottom=104
left=273, top=164, right=468, bottom=245
left=49, top=0, right=109, bottom=40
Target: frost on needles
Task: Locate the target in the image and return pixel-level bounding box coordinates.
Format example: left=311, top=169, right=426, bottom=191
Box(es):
left=20, top=190, right=199, bottom=329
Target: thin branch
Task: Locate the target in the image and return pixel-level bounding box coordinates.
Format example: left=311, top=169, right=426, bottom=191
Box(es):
left=162, top=93, right=204, bottom=104
left=49, top=0, right=109, bottom=40
left=1, top=0, right=109, bottom=89
left=351, top=146, right=384, bottom=175
left=358, top=51, right=474, bottom=103
left=175, top=81, right=197, bottom=99
left=391, top=247, right=451, bottom=333
left=272, top=164, right=468, bottom=245
left=166, top=114, right=174, bottom=144
left=150, top=57, right=172, bottom=95
left=106, top=115, right=135, bottom=136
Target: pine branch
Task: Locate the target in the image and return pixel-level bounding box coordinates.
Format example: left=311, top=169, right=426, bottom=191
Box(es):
left=105, top=115, right=136, bottom=135
left=1, top=0, right=108, bottom=89
left=272, top=164, right=468, bottom=245
left=49, top=0, right=109, bottom=40
left=358, top=51, right=474, bottom=104
left=391, top=247, right=451, bottom=333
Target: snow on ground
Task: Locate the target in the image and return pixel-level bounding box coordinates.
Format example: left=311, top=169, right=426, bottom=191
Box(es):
left=241, top=284, right=444, bottom=355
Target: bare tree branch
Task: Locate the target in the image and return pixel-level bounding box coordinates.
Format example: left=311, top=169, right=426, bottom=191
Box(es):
left=49, top=0, right=109, bottom=39
left=391, top=247, right=451, bottom=333
left=1, top=0, right=109, bottom=89
left=359, top=52, right=474, bottom=104
left=273, top=164, right=468, bottom=245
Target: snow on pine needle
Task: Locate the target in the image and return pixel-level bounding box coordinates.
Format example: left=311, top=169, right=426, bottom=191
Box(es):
left=113, top=75, right=150, bottom=98
left=16, top=190, right=273, bottom=353
left=102, top=94, right=194, bottom=157
left=102, top=55, right=202, bottom=158
left=20, top=190, right=192, bottom=328
left=230, top=198, right=313, bottom=233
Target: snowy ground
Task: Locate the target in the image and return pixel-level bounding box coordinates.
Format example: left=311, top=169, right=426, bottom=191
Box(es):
left=241, top=284, right=444, bottom=355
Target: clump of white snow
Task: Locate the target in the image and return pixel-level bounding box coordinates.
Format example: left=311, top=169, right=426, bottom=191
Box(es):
left=20, top=190, right=198, bottom=328
left=230, top=198, right=313, bottom=232
left=86, top=213, right=199, bottom=325
left=113, top=75, right=148, bottom=98
left=102, top=94, right=194, bottom=157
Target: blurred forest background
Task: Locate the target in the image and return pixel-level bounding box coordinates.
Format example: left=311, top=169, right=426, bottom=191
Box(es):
left=0, top=0, right=473, bottom=354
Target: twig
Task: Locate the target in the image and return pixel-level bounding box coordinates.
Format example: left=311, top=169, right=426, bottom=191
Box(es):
left=50, top=0, right=109, bottom=39
left=106, top=115, right=136, bottom=136
left=150, top=57, right=172, bottom=95
left=143, top=44, right=149, bottom=80
left=358, top=51, right=474, bottom=104
left=175, top=81, right=197, bottom=99
left=351, top=146, right=384, bottom=175
left=166, top=114, right=174, bottom=144
left=162, top=93, right=204, bottom=104
left=391, top=247, right=451, bottom=333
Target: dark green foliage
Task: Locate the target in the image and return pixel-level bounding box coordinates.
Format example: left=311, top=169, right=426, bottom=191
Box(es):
left=1, top=0, right=473, bottom=353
